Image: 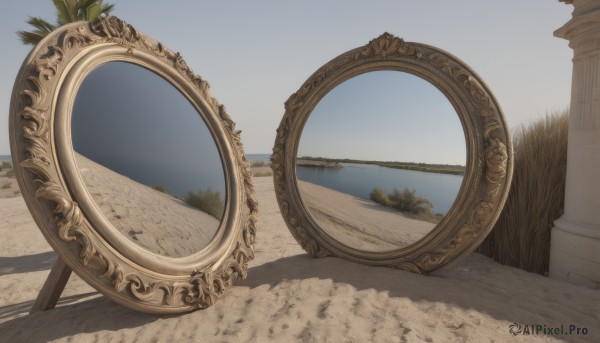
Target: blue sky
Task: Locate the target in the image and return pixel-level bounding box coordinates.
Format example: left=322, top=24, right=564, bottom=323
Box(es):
left=299, top=71, right=466, bottom=165
left=1, top=1, right=573, bottom=155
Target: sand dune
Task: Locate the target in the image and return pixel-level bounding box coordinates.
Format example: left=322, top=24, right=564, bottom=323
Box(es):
left=76, top=154, right=220, bottom=257
left=0, top=177, right=599, bottom=342
left=298, top=180, right=435, bottom=251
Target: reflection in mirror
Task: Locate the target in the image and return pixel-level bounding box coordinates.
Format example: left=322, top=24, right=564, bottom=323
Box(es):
left=297, top=71, right=465, bottom=252
left=72, top=62, right=226, bottom=258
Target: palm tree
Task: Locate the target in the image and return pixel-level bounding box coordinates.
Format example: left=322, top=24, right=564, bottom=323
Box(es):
left=17, top=0, right=115, bottom=45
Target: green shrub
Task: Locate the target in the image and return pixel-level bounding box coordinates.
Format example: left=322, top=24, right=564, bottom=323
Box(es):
left=389, top=188, right=433, bottom=215
left=369, top=188, right=391, bottom=207
left=185, top=188, right=225, bottom=220
left=369, top=187, right=434, bottom=219
left=477, top=111, right=568, bottom=275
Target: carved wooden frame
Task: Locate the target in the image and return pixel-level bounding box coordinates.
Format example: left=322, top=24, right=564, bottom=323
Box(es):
left=272, top=33, right=513, bottom=274
left=9, top=16, right=257, bottom=313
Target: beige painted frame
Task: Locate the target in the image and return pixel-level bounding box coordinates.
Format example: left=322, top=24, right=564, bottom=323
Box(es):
left=272, top=33, right=513, bottom=274
left=9, top=16, right=257, bottom=313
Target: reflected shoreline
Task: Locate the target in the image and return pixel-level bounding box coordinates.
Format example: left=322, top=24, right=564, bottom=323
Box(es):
left=296, top=161, right=463, bottom=215
left=299, top=180, right=435, bottom=251
left=298, top=156, right=465, bottom=175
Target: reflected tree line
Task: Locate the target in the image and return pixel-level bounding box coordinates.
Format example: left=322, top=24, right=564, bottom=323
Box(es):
left=299, top=156, right=465, bottom=175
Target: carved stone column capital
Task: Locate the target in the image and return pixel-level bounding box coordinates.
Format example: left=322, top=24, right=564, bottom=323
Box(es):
left=556, top=0, right=600, bottom=52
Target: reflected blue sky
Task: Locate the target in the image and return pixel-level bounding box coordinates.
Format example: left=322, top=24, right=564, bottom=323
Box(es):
left=71, top=62, right=225, bottom=198
left=298, top=71, right=465, bottom=165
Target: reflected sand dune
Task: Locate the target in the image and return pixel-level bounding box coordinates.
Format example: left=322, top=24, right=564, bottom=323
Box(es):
left=75, top=153, right=220, bottom=257
left=298, top=180, right=435, bottom=252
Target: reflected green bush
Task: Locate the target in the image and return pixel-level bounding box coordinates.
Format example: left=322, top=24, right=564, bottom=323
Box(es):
left=369, top=187, right=435, bottom=220
left=185, top=188, right=225, bottom=220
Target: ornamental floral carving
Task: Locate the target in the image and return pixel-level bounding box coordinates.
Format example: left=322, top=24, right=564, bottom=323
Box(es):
left=272, top=32, right=512, bottom=274
left=11, top=16, right=256, bottom=312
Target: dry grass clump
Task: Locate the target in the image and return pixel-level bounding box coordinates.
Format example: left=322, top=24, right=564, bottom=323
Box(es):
left=477, top=111, right=568, bottom=275
left=369, top=187, right=439, bottom=223
left=185, top=188, right=225, bottom=220
left=0, top=161, right=12, bottom=172
left=254, top=171, right=273, bottom=177
left=1, top=162, right=15, bottom=178
left=251, top=160, right=270, bottom=168
left=152, top=185, right=170, bottom=194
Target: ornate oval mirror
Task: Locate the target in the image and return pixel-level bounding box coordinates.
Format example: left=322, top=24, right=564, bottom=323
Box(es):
left=296, top=70, right=466, bottom=252
left=272, top=33, right=512, bottom=273
left=9, top=17, right=257, bottom=313
left=71, top=61, right=226, bottom=258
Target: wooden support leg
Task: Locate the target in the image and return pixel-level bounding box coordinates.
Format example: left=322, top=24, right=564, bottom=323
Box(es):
left=30, top=257, right=72, bottom=314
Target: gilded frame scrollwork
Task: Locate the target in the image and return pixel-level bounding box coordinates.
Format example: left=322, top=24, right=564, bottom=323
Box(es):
left=272, top=33, right=512, bottom=274
left=9, top=16, right=257, bottom=313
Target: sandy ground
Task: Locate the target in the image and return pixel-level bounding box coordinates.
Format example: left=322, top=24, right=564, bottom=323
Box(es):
left=76, top=154, right=220, bottom=257
left=1, top=176, right=599, bottom=342
left=298, top=180, right=435, bottom=251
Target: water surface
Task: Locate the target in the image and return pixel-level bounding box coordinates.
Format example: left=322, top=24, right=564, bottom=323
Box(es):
left=297, top=163, right=463, bottom=214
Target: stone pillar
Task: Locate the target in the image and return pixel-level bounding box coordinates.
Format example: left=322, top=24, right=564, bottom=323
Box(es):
left=549, top=0, right=600, bottom=289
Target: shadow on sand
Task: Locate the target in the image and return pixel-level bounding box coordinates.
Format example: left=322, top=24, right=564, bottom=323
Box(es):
left=0, top=251, right=57, bottom=276
left=238, top=253, right=599, bottom=338
left=0, top=293, right=166, bottom=343
left=0, top=253, right=597, bottom=342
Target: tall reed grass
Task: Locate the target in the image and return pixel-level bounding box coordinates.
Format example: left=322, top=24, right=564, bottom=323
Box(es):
left=477, top=111, right=568, bottom=275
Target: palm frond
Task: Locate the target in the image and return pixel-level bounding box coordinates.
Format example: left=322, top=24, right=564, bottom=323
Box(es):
left=82, top=0, right=101, bottom=21
left=17, top=17, right=57, bottom=45
left=16, top=30, right=46, bottom=45
left=18, top=0, right=116, bottom=46
left=101, top=3, right=115, bottom=14
left=26, top=17, right=56, bottom=33
left=53, top=0, right=75, bottom=25
left=86, top=4, right=101, bottom=21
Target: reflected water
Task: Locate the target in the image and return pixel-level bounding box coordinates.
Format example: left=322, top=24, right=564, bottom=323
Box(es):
left=297, top=70, right=466, bottom=252
left=297, top=163, right=463, bottom=215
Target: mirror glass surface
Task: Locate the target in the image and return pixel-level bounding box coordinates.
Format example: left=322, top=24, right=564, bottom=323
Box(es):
left=71, top=61, right=226, bottom=258
left=297, top=71, right=466, bottom=252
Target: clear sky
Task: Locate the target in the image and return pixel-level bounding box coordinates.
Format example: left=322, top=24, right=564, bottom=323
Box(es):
left=1, top=1, right=573, bottom=156
left=299, top=71, right=466, bottom=165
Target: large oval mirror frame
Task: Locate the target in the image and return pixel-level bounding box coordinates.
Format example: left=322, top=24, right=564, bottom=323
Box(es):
left=9, top=16, right=257, bottom=313
left=272, top=33, right=513, bottom=274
